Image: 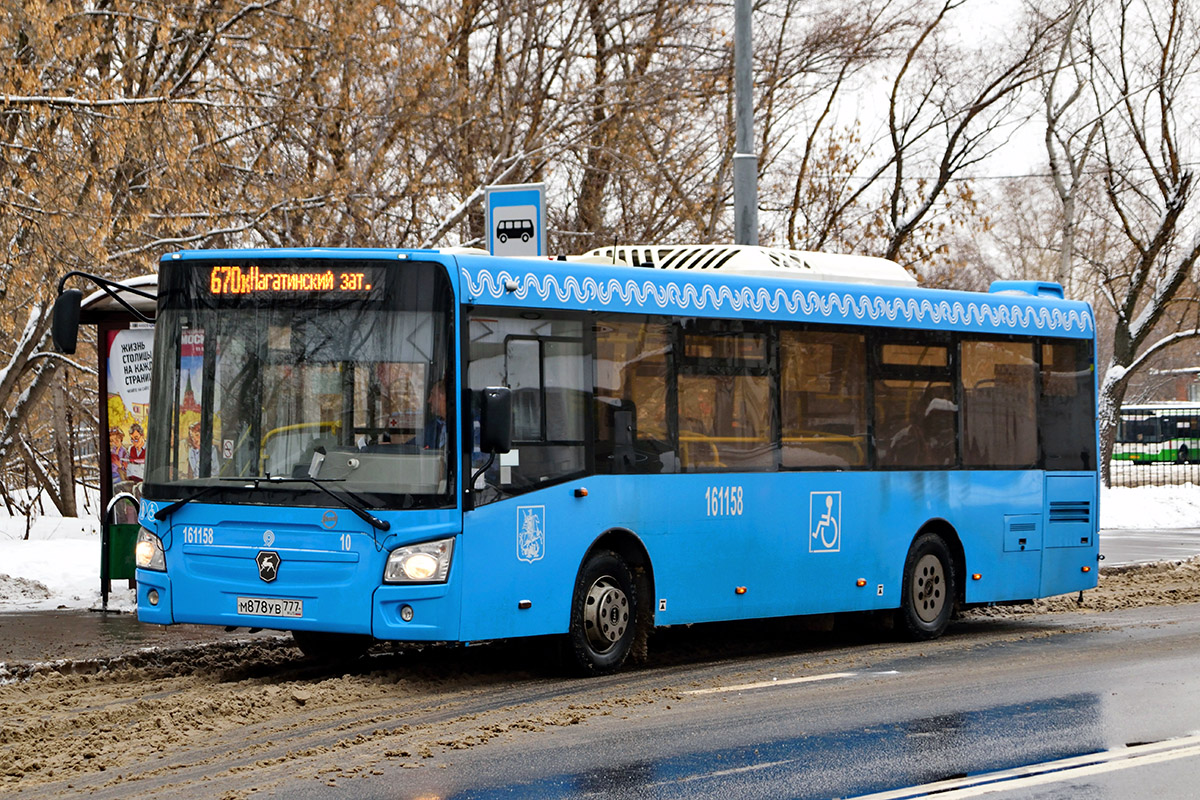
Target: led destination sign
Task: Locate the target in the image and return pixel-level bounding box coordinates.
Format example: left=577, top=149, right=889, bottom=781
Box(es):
left=208, top=264, right=379, bottom=296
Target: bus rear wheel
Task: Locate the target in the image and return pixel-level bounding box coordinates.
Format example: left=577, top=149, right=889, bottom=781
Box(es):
left=291, top=630, right=373, bottom=662
left=566, top=550, right=637, bottom=676
left=897, top=533, right=955, bottom=640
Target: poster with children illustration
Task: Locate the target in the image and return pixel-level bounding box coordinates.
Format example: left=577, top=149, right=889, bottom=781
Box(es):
left=106, top=325, right=154, bottom=503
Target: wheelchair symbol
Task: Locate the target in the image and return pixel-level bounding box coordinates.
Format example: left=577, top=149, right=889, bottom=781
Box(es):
left=810, top=491, right=841, bottom=553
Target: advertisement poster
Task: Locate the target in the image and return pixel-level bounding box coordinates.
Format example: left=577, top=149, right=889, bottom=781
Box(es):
left=106, top=325, right=154, bottom=508
left=179, top=328, right=206, bottom=478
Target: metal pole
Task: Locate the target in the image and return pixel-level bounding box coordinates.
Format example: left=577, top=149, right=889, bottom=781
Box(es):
left=733, top=0, right=758, bottom=245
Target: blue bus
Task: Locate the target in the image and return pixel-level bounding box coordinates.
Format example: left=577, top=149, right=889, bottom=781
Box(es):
left=99, top=245, right=1096, bottom=675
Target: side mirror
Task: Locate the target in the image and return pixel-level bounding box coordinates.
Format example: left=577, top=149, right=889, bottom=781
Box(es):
left=51, top=289, right=83, bottom=354
left=479, top=386, right=512, bottom=454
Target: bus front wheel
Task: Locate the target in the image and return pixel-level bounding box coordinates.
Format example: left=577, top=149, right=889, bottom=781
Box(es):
left=566, top=550, right=637, bottom=676
left=897, top=533, right=955, bottom=640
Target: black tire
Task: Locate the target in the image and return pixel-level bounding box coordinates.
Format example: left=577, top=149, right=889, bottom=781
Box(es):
left=897, top=533, right=955, bottom=640
left=498, top=233, right=508, bottom=244
left=521, top=232, right=530, bottom=243
left=566, top=550, right=637, bottom=676
left=1177, top=445, right=1190, bottom=464
left=291, top=630, right=373, bottom=662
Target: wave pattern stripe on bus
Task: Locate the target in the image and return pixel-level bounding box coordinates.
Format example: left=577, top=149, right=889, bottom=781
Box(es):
left=461, top=269, right=1094, bottom=333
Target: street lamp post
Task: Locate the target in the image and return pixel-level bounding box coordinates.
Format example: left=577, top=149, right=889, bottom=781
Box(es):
left=733, top=0, right=758, bottom=246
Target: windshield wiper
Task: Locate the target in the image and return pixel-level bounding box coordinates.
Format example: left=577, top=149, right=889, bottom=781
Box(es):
left=154, top=476, right=391, bottom=533
left=154, top=484, right=225, bottom=521
left=233, top=475, right=391, bottom=532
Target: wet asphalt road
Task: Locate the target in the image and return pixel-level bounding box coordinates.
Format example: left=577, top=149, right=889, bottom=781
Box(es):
left=300, top=605, right=1200, bottom=800
left=2, top=530, right=1199, bottom=798
left=6, top=603, right=1199, bottom=800
left=1099, top=527, right=1200, bottom=566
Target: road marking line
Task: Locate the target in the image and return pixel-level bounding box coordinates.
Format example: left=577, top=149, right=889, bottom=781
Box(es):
left=683, top=671, right=856, bottom=695
left=849, top=734, right=1200, bottom=799
left=697, top=758, right=796, bottom=780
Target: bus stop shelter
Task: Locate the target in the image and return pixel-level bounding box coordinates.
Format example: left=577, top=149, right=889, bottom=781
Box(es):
left=73, top=275, right=157, bottom=609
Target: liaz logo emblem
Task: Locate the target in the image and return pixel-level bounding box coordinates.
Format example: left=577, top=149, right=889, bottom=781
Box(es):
left=256, top=551, right=281, bottom=582
left=516, top=505, right=545, bottom=563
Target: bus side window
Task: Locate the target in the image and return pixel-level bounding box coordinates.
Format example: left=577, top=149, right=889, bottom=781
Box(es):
left=595, top=397, right=638, bottom=473
left=592, top=316, right=674, bottom=474
left=779, top=330, right=867, bottom=469
left=678, top=323, right=773, bottom=472
left=1041, top=341, right=1096, bottom=470
left=874, top=379, right=956, bottom=467
left=467, top=313, right=589, bottom=502
left=872, top=340, right=956, bottom=468
left=961, top=340, right=1037, bottom=467
left=677, top=373, right=771, bottom=471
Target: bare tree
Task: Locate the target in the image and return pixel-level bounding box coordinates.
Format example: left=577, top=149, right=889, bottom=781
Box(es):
left=3, top=0, right=1149, bottom=507
left=775, top=0, right=925, bottom=250
left=769, top=1, right=1070, bottom=283
left=1044, top=0, right=1104, bottom=290
left=880, top=2, right=1069, bottom=271
left=1057, top=0, right=1200, bottom=485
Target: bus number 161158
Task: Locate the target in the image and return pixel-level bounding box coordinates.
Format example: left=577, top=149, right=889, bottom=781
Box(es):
left=705, top=485, right=743, bottom=517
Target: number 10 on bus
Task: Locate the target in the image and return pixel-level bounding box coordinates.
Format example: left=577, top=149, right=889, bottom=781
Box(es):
left=706, top=485, right=744, bottom=516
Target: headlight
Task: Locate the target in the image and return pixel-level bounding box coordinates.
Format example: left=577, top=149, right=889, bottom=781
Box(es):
left=384, top=537, right=454, bottom=584
left=135, top=528, right=166, bottom=571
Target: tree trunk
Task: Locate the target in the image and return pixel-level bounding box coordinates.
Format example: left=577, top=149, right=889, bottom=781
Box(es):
left=1097, top=367, right=1129, bottom=488
left=53, top=369, right=78, bottom=517
left=575, top=0, right=614, bottom=238
left=1056, top=193, right=1076, bottom=288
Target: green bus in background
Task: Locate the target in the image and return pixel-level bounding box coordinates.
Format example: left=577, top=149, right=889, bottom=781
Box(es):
left=1114, top=404, right=1200, bottom=464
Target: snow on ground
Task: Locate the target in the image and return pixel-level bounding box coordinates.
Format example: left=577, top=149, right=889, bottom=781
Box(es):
left=0, top=515, right=136, bottom=613
left=1100, top=484, right=1200, bottom=529
left=0, top=484, right=1197, bottom=613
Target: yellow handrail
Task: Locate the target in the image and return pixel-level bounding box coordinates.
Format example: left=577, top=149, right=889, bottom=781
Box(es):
left=259, top=420, right=342, bottom=472
left=678, top=431, right=867, bottom=466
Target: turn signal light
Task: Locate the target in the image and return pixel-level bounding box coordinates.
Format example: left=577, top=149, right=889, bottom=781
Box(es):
left=735, top=586, right=747, bottom=595
left=1081, top=566, right=1091, bottom=573
left=856, top=579, right=867, bottom=587
left=972, top=573, right=982, bottom=581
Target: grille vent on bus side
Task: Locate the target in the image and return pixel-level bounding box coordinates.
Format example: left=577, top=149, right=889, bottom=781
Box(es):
left=1049, top=501, right=1092, bottom=524
left=766, top=250, right=808, bottom=270
left=574, top=244, right=919, bottom=287
left=1003, top=515, right=1041, bottom=552
left=657, top=246, right=739, bottom=271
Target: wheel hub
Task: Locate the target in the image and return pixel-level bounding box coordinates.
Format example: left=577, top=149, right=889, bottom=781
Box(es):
left=584, top=577, right=629, bottom=652
left=912, top=553, right=945, bottom=623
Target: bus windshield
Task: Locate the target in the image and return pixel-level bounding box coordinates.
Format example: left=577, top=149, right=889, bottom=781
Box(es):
left=144, top=257, right=455, bottom=509
left=1118, top=416, right=1164, bottom=444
